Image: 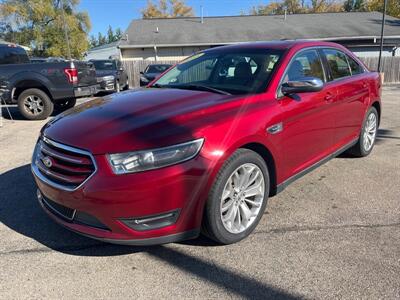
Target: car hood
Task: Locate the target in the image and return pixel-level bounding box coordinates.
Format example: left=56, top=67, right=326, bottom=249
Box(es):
left=95, top=70, right=117, bottom=77
left=142, top=73, right=161, bottom=80
left=42, top=88, right=242, bottom=154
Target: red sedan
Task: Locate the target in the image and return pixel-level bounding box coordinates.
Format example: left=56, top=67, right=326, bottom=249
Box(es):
left=32, top=41, right=381, bottom=245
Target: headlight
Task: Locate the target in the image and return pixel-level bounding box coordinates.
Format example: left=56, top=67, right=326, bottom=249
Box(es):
left=102, top=75, right=115, bottom=82
left=140, top=76, right=149, bottom=83
left=108, top=138, right=204, bottom=174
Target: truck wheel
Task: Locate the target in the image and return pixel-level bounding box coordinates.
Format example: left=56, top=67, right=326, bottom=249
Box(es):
left=123, top=81, right=129, bottom=91
left=17, top=88, right=54, bottom=120
left=54, top=98, right=77, bottom=111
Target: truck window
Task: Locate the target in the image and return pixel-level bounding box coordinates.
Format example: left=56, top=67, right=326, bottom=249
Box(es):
left=0, top=46, right=30, bottom=65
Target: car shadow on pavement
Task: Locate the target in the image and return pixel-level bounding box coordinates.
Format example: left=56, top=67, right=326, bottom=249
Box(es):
left=0, top=164, right=299, bottom=299
left=1, top=105, right=68, bottom=121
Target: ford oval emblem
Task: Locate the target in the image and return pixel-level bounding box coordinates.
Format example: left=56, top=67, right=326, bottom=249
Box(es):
left=42, top=156, right=53, bottom=168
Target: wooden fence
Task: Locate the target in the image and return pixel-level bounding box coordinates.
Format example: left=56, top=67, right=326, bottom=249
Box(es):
left=122, top=60, right=179, bottom=88
left=360, top=56, right=400, bottom=84
left=123, top=56, right=400, bottom=87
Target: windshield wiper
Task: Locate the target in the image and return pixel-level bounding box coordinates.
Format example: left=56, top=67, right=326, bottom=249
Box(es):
left=171, top=84, right=231, bottom=95
left=149, top=83, right=163, bottom=88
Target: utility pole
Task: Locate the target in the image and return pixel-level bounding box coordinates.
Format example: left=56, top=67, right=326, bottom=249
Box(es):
left=377, top=0, right=388, bottom=73
left=61, top=0, right=72, bottom=59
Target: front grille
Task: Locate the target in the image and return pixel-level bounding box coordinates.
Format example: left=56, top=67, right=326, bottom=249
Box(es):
left=40, top=193, right=109, bottom=230
left=42, top=196, right=76, bottom=221
left=33, top=136, right=96, bottom=191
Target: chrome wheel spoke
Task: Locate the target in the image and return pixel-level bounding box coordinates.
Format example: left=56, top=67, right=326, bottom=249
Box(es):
left=363, top=112, right=377, bottom=151
left=220, top=163, right=265, bottom=234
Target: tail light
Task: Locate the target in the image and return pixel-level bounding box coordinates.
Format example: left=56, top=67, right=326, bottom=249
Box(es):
left=64, top=68, right=78, bottom=84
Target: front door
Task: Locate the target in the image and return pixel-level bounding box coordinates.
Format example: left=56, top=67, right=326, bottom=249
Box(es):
left=278, top=49, right=336, bottom=180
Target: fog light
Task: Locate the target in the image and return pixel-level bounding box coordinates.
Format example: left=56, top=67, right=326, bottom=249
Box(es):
left=120, top=210, right=180, bottom=231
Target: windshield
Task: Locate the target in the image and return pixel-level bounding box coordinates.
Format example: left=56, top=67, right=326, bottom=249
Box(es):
left=146, top=65, right=171, bottom=73
left=92, top=60, right=116, bottom=70
left=152, top=49, right=282, bottom=95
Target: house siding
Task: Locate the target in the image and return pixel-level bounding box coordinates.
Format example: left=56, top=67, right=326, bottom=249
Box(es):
left=121, top=46, right=209, bottom=61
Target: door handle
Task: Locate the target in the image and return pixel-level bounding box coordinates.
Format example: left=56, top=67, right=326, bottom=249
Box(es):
left=362, top=82, right=368, bottom=88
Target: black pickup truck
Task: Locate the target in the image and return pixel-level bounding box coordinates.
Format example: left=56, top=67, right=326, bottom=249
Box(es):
left=0, top=42, right=97, bottom=120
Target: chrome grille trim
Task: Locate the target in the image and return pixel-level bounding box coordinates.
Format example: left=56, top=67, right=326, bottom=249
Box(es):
left=31, top=136, right=98, bottom=192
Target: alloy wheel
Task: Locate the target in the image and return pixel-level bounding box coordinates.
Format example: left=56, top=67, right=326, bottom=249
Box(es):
left=220, top=163, right=265, bottom=234
left=23, top=95, right=44, bottom=116
left=363, top=112, right=377, bottom=151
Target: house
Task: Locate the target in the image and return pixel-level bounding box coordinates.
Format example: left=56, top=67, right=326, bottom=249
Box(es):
left=84, top=41, right=120, bottom=60
left=119, top=12, right=400, bottom=62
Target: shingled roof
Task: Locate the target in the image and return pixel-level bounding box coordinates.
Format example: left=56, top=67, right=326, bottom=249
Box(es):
left=119, top=12, right=400, bottom=48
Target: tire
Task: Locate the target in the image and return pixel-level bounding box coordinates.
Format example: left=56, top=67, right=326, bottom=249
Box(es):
left=17, top=88, right=54, bottom=120
left=347, top=106, right=378, bottom=157
left=54, top=98, right=76, bottom=111
left=202, top=149, right=270, bottom=244
left=123, top=81, right=129, bottom=91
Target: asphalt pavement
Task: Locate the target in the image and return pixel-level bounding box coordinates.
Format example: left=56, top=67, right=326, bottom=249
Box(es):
left=0, top=87, right=399, bottom=299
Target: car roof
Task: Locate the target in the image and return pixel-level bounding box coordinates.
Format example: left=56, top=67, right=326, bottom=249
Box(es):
left=204, top=40, right=343, bottom=53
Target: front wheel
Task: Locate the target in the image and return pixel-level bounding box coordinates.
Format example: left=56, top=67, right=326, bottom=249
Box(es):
left=54, top=98, right=76, bottom=111
left=347, top=106, right=378, bottom=157
left=202, top=149, right=269, bottom=244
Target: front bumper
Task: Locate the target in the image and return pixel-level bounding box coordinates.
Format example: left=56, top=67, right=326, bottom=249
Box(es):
left=32, top=150, right=211, bottom=245
left=96, top=76, right=117, bottom=92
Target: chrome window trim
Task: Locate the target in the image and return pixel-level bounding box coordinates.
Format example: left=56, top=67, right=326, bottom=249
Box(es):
left=31, top=136, right=98, bottom=192
left=276, top=46, right=328, bottom=99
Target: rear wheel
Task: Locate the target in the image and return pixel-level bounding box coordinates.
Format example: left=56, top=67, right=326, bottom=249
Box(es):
left=123, top=81, right=129, bottom=91
left=54, top=98, right=76, bottom=111
left=347, top=106, right=378, bottom=157
left=202, top=149, right=269, bottom=244
left=17, top=88, right=53, bottom=120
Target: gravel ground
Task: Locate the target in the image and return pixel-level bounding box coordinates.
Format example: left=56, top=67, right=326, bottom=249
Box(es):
left=0, top=87, right=399, bottom=299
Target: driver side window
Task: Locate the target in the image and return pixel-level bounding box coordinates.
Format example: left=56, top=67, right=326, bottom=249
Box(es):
left=283, top=49, right=325, bottom=83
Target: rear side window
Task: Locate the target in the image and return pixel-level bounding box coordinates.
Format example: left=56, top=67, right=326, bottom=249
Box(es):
left=283, top=49, right=325, bottom=82
left=0, top=46, right=29, bottom=65
left=347, top=55, right=364, bottom=75
left=322, top=49, right=351, bottom=80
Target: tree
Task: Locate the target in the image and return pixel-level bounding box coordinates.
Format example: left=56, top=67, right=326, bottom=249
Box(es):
left=247, top=0, right=343, bottom=15
left=89, top=27, right=123, bottom=48
left=0, top=0, right=91, bottom=59
left=249, top=0, right=306, bottom=15
left=344, top=0, right=368, bottom=11
left=309, top=0, right=343, bottom=13
left=97, top=32, right=107, bottom=46
left=141, top=0, right=194, bottom=18
left=367, top=0, right=400, bottom=18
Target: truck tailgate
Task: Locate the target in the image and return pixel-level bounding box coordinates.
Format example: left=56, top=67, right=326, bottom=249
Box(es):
left=74, top=61, right=97, bottom=87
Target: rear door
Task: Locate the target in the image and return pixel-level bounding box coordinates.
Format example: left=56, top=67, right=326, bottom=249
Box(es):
left=320, top=49, right=368, bottom=146
left=278, top=48, right=337, bottom=179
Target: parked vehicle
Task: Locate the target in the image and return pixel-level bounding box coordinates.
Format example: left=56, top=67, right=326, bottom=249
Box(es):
left=30, top=57, right=67, bottom=63
left=0, top=42, right=98, bottom=120
left=139, top=64, right=172, bottom=86
left=90, top=59, right=129, bottom=93
left=32, top=41, right=381, bottom=245
left=30, top=57, right=48, bottom=63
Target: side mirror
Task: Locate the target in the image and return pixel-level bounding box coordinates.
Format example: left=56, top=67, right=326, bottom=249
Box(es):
left=281, top=77, right=324, bottom=95
left=140, top=71, right=144, bottom=75
left=119, top=68, right=124, bottom=72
